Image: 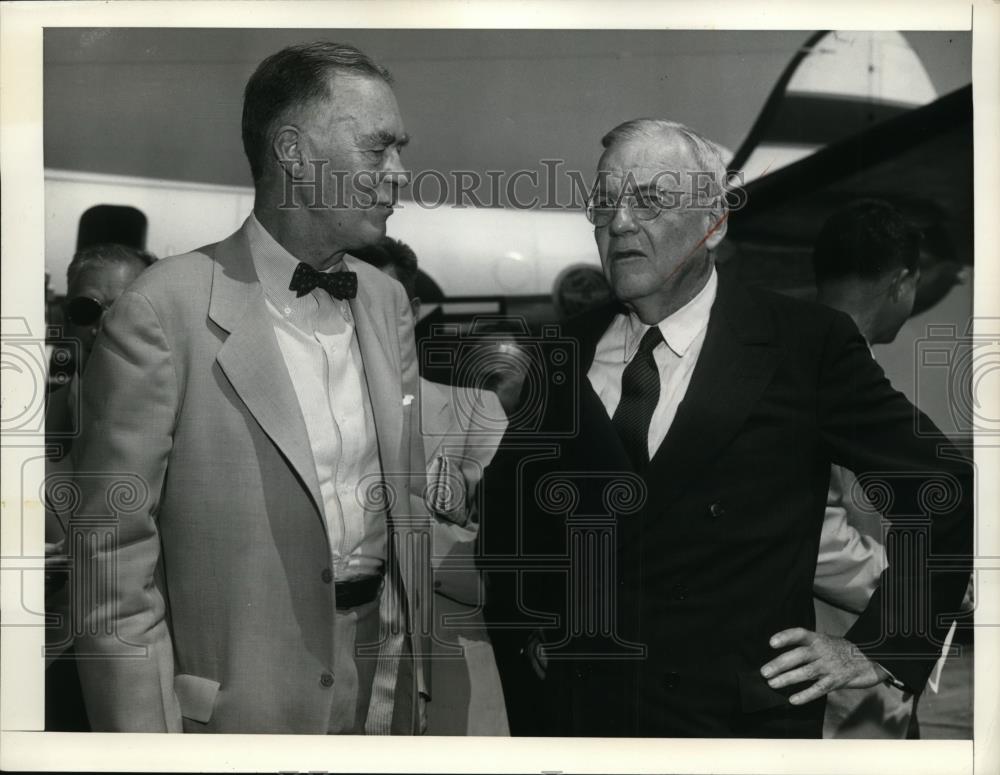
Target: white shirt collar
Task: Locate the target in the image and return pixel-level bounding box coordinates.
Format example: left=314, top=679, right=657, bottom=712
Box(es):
left=623, top=266, right=718, bottom=360
left=245, top=213, right=355, bottom=328
left=245, top=213, right=312, bottom=312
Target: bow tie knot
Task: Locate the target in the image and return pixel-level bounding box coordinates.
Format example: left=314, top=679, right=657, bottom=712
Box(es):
left=289, top=262, right=358, bottom=300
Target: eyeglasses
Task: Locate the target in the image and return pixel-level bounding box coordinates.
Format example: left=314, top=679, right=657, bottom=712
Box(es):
left=586, top=189, right=672, bottom=228
left=65, top=296, right=110, bottom=327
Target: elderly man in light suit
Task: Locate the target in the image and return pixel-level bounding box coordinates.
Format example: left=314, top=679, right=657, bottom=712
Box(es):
left=70, top=42, right=430, bottom=734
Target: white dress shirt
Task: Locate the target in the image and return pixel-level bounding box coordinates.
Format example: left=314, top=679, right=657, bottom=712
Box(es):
left=246, top=214, right=385, bottom=580
left=587, top=268, right=718, bottom=459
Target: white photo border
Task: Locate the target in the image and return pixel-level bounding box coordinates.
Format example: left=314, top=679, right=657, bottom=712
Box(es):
left=1, top=2, right=996, bottom=773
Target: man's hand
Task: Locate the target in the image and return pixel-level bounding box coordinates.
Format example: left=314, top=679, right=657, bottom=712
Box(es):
left=760, top=628, right=886, bottom=705
left=426, top=454, right=470, bottom=527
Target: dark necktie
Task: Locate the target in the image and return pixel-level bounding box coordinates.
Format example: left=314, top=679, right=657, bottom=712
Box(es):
left=611, top=326, right=664, bottom=468
left=289, top=262, right=358, bottom=300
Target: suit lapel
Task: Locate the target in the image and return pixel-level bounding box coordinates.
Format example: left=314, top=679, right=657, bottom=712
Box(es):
left=569, top=303, right=633, bottom=473
left=645, top=270, right=781, bottom=506
left=576, top=379, right=633, bottom=472
left=350, top=282, right=403, bottom=476
left=208, top=226, right=325, bottom=520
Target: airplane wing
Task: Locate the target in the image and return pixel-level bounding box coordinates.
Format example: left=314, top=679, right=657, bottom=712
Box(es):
left=731, top=31, right=940, bottom=185
left=725, top=84, right=973, bottom=312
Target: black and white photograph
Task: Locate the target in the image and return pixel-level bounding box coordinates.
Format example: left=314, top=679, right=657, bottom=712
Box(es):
left=1, top=1, right=997, bottom=773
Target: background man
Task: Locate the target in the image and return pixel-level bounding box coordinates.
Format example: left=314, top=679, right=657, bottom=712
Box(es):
left=45, top=243, right=156, bottom=731
left=353, top=236, right=510, bottom=735
left=70, top=42, right=429, bottom=734
left=809, top=198, right=962, bottom=738
left=487, top=119, right=972, bottom=737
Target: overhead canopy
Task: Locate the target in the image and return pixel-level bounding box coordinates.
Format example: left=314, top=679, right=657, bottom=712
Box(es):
left=724, top=85, right=973, bottom=300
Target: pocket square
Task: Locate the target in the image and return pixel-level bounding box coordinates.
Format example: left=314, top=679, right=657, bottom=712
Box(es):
left=403, top=394, right=415, bottom=406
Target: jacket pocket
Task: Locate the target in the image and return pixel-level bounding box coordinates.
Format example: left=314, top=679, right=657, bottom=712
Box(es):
left=174, top=673, right=220, bottom=723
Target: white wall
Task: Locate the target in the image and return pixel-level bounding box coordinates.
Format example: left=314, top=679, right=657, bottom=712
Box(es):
left=44, top=169, right=600, bottom=298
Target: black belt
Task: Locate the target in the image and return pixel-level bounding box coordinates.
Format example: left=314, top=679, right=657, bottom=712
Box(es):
left=335, top=574, right=383, bottom=610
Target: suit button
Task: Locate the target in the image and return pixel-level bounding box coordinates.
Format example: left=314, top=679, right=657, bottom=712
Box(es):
left=664, top=671, right=680, bottom=690
left=709, top=502, right=726, bottom=518
left=320, top=672, right=334, bottom=688
left=433, top=580, right=442, bottom=589
left=671, top=583, right=688, bottom=601
left=321, top=568, right=333, bottom=584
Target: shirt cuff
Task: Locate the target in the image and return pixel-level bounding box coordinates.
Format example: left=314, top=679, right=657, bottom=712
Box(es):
left=878, top=663, right=911, bottom=694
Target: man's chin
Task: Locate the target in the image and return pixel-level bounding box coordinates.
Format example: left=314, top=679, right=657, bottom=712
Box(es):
left=610, top=276, right=655, bottom=304
left=341, top=228, right=386, bottom=260
left=347, top=222, right=389, bottom=251
left=368, top=210, right=391, bottom=230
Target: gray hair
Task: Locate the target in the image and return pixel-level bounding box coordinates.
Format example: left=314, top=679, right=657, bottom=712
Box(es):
left=600, top=118, right=729, bottom=208
left=66, top=243, right=156, bottom=291
left=242, top=41, right=393, bottom=182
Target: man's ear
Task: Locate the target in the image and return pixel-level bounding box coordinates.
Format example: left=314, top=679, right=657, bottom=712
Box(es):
left=410, top=296, right=421, bottom=320
left=272, top=125, right=305, bottom=179
left=887, top=267, right=911, bottom=302
left=705, top=207, right=729, bottom=250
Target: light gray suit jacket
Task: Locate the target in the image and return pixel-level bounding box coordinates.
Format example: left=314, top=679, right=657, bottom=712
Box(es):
left=71, top=222, right=429, bottom=733
left=419, top=379, right=506, bottom=605
left=419, top=379, right=510, bottom=735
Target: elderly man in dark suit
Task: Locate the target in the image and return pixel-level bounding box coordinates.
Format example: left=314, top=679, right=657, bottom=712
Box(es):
left=486, top=118, right=972, bottom=738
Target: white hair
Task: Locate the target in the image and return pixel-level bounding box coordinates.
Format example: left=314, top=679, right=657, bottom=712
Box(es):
left=600, top=118, right=729, bottom=208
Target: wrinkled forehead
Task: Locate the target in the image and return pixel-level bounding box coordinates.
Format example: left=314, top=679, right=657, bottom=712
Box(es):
left=293, top=72, right=403, bottom=141
left=596, top=133, right=701, bottom=191
left=319, top=72, right=398, bottom=116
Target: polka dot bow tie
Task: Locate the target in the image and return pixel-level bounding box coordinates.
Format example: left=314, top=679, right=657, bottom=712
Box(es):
left=289, top=262, right=358, bottom=300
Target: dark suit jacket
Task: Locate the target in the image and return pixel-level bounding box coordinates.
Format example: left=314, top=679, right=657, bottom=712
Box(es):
left=484, top=267, right=972, bottom=738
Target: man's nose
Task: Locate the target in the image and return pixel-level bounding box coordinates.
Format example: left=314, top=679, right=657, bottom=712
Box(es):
left=384, top=148, right=410, bottom=189
left=608, top=201, right=638, bottom=235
